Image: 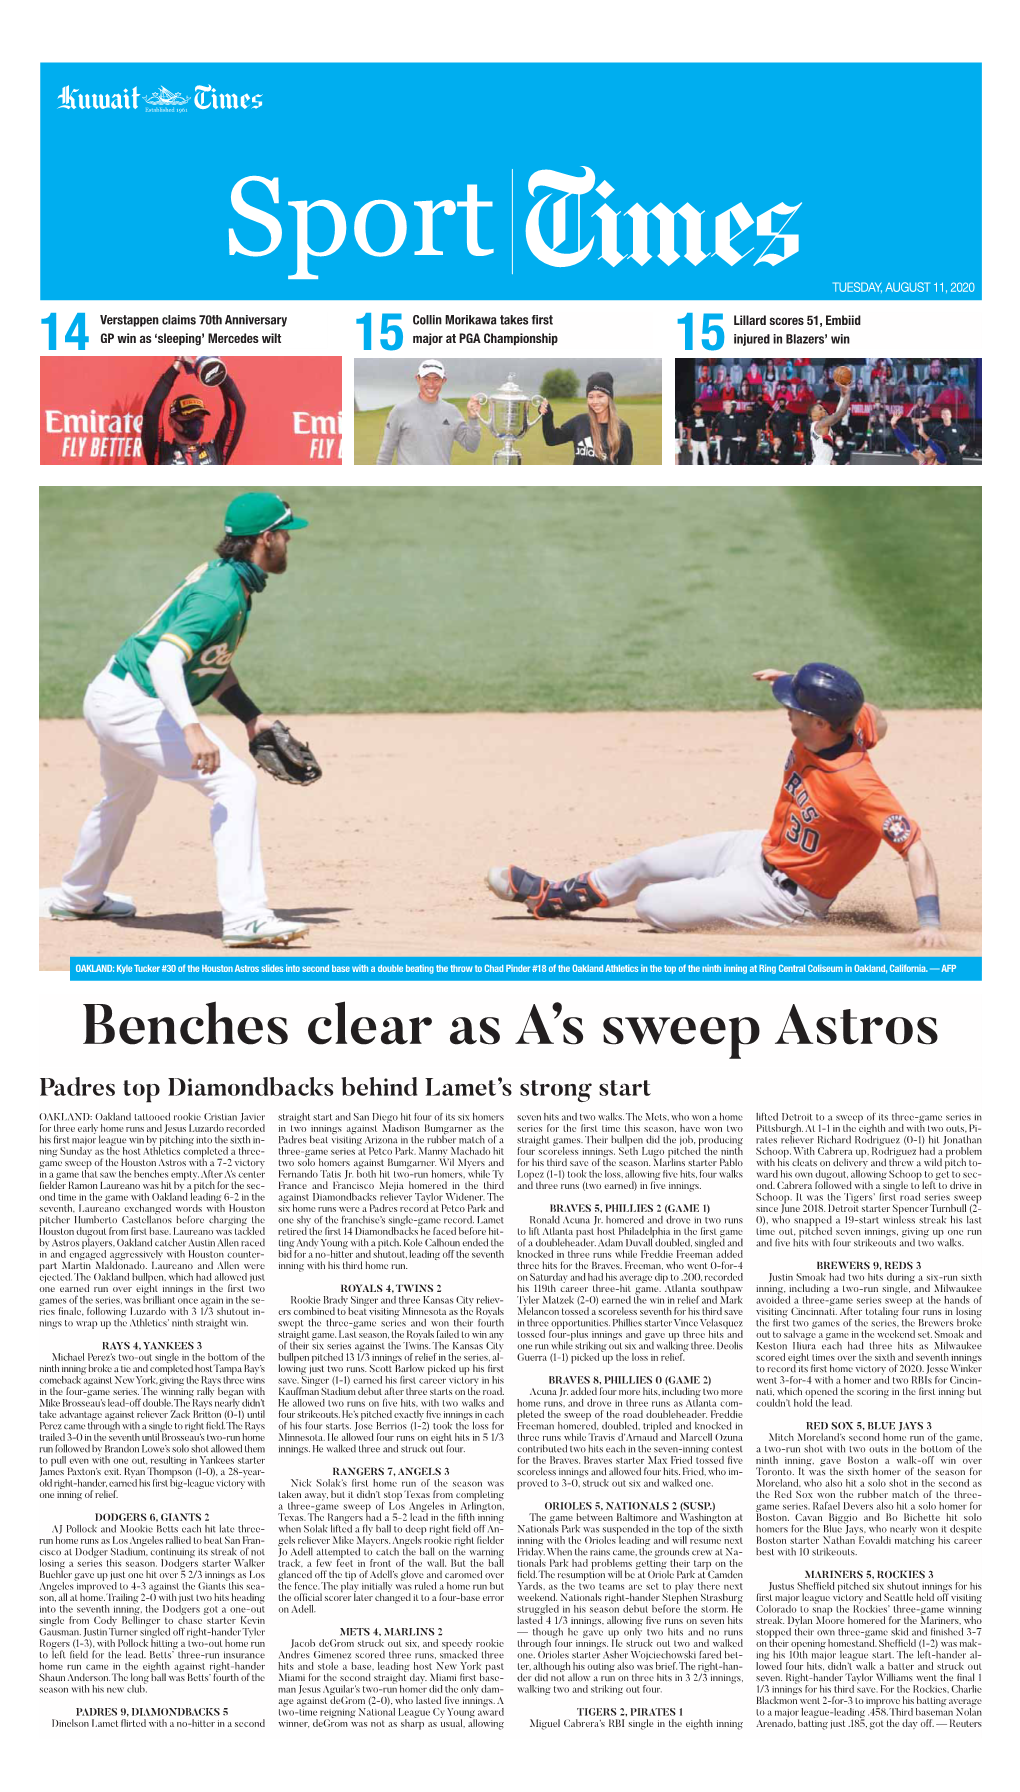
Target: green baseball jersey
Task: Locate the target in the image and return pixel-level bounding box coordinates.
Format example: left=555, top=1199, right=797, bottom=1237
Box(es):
left=112, top=559, right=251, bottom=705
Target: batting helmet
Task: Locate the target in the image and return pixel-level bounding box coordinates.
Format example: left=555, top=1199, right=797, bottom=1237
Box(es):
left=771, top=662, right=864, bottom=729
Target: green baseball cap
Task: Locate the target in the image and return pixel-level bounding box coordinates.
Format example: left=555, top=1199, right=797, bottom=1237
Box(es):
left=223, top=492, right=309, bottom=536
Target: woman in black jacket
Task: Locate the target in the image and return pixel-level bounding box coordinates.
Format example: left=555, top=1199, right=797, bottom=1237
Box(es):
left=539, top=371, right=634, bottom=465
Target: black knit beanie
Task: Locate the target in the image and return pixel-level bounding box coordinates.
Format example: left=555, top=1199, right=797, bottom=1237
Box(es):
left=586, top=371, right=614, bottom=398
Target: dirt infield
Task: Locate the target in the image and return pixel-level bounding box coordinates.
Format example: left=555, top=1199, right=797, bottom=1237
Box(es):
left=39, top=710, right=980, bottom=970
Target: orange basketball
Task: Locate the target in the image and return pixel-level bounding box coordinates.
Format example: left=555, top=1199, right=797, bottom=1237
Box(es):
left=833, top=365, right=854, bottom=386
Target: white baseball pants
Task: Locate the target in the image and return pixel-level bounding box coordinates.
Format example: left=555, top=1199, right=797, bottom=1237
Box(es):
left=593, top=829, right=833, bottom=931
left=690, top=439, right=710, bottom=465
left=59, top=666, right=272, bottom=932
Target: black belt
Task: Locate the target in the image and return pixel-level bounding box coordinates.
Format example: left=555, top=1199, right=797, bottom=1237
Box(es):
left=762, top=855, right=800, bottom=897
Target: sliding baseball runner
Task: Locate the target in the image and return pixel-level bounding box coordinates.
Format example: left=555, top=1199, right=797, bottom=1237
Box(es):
left=488, top=663, right=947, bottom=948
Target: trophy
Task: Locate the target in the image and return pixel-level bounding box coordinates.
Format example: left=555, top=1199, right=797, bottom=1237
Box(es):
left=194, top=354, right=227, bottom=388
left=476, top=375, right=544, bottom=465
left=178, top=353, right=227, bottom=387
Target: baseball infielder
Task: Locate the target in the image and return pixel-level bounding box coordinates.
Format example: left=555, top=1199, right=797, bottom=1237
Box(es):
left=806, top=374, right=853, bottom=470
left=50, top=493, right=312, bottom=948
left=488, top=663, right=947, bottom=948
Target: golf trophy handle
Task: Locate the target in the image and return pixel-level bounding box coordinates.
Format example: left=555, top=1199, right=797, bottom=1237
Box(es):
left=528, top=396, right=544, bottom=427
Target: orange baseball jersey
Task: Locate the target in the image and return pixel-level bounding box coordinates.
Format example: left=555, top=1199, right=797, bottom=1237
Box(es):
left=762, top=704, right=920, bottom=899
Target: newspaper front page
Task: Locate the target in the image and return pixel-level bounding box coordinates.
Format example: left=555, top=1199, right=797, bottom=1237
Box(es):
left=18, top=20, right=1007, bottom=1790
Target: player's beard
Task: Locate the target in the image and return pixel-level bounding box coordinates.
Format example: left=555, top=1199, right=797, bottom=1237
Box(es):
left=263, top=536, right=288, bottom=574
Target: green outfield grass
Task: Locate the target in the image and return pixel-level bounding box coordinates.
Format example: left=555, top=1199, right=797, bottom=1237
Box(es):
left=39, top=487, right=980, bottom=717
left=356, top=397, right=663, bottom=466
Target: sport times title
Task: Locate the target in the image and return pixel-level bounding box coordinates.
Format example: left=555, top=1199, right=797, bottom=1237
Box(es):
left=226, top=172, right=802, bottom=281
left=70, top=1001, right=938, bottom=1062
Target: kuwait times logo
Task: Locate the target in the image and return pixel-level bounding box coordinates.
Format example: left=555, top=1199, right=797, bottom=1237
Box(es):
left=57, top=80, right=263, bottom=112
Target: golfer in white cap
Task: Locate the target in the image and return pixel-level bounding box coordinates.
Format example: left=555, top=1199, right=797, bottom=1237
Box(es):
left=375, top=361, right=483, bottom=465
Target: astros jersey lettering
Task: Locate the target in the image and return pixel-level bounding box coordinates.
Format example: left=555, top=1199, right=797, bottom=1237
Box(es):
left=112, top=559, right=251, bottom=705
left=762, top=704, right=920, bottom=899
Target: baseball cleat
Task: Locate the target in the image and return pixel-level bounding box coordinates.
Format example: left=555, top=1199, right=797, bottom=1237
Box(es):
left=222, top=916, right=309, bottom=949
left=486, top=865, right=547, bottom=903
left=527, top=872, right=608, bottom=919
left=49, top=896, right=136, bottom=921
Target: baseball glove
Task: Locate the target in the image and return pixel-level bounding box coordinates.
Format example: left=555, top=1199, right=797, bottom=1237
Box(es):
left=249, top=721, right=323, bottom=787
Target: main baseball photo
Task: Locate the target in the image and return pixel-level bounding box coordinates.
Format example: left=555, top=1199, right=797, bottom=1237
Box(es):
left=38, top=486, right=981, bottom=969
